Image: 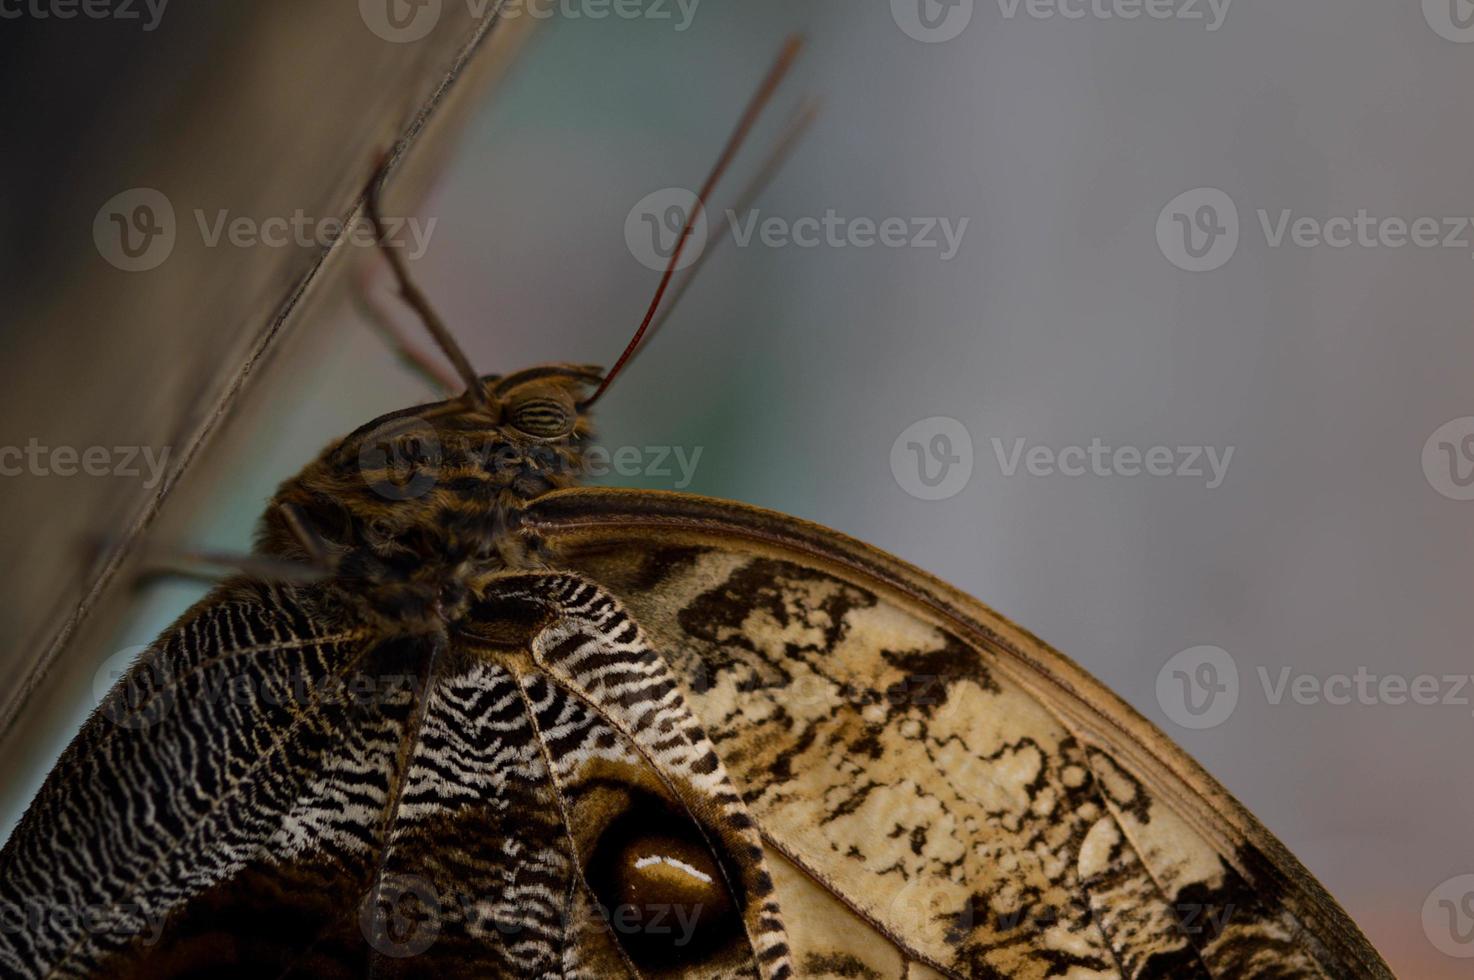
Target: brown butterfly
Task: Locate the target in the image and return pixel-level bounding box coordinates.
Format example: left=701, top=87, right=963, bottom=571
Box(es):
left=0, top=36, right=1391, bottom=980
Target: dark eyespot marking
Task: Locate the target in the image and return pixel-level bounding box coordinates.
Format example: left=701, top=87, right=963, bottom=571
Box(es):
left=585, top=794, right=745, bottom=971
left=509, top=396, right=573, bottom=438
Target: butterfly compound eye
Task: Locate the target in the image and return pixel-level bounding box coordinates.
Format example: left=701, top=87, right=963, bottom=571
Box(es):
left=508, top=394, right=574, bottom=439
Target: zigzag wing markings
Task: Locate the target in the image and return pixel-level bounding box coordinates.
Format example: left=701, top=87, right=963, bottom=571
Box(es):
left=363, top=657, right=585, bottom=978
left=527, top=487, right=1390, bottom=979
left=317, top=573, right=791, bottom=979
left=0, top=580, right=381, bottom=978
left=489, top=573, right=794, bottom=979
left=3, top=569, right=793, bottom=980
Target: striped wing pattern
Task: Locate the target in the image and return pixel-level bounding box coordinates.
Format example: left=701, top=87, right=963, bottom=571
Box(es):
left=0, top=575, right=791, bottom=979
left=0, top=582, right=378, bottom=978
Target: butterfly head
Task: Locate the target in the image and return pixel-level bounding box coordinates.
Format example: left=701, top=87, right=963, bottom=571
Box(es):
left=474, top=363, right=606, bottom=440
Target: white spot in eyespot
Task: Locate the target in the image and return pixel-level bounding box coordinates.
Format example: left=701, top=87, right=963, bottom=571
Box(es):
left=634, top=855, right=713, bottom=883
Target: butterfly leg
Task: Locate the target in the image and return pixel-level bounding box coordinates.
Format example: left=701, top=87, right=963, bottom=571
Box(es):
left=121, top=502, right=338, bottom=586
left=350, top=259, right=461, bottom=395
left=362, top=167, right=486, bottom=405
left=130, top=546, right=331, bottom=585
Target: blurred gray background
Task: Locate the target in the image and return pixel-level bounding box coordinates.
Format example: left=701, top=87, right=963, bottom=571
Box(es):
left=3, top=1, right=1472, bottom=975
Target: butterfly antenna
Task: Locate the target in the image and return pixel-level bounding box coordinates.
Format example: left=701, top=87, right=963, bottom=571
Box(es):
left=365, top=170, right=489, bottom=408
left=583, top=34, right=806, bottom=408
left=637, top=98, right=819, bottom=360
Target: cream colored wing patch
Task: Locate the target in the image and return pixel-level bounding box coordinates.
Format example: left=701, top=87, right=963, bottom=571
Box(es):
left=554, top=541, right=1341, bottom=979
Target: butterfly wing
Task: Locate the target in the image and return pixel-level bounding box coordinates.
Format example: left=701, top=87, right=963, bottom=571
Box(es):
left=523, top=487, right=1394, bottom=980
left=0, top=579, right=389, bottom=977
left=0, top=574, right=791, bottom=980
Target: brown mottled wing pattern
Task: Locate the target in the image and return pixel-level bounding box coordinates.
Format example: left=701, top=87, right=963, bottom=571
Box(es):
left=525, top=488, right=1394, bottom=980
left=0, top=574, right=791, bottom=979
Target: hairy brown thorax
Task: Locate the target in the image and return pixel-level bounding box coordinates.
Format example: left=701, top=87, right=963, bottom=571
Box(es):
left=255, top=364, right=602, bottom=631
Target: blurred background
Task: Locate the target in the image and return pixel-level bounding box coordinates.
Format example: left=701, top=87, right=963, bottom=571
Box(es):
left=1, top=1, right=1471, bottom=975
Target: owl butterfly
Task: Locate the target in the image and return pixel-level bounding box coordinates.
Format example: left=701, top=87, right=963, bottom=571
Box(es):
left=0, top=36, right=1389, bottom=980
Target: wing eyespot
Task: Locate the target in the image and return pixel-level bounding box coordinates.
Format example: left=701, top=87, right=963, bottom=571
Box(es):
left=584, top=792, right=745, bottom=972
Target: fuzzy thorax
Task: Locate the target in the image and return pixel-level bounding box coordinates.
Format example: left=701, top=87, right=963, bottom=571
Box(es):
left=253, top=366, right=601, bottom=630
